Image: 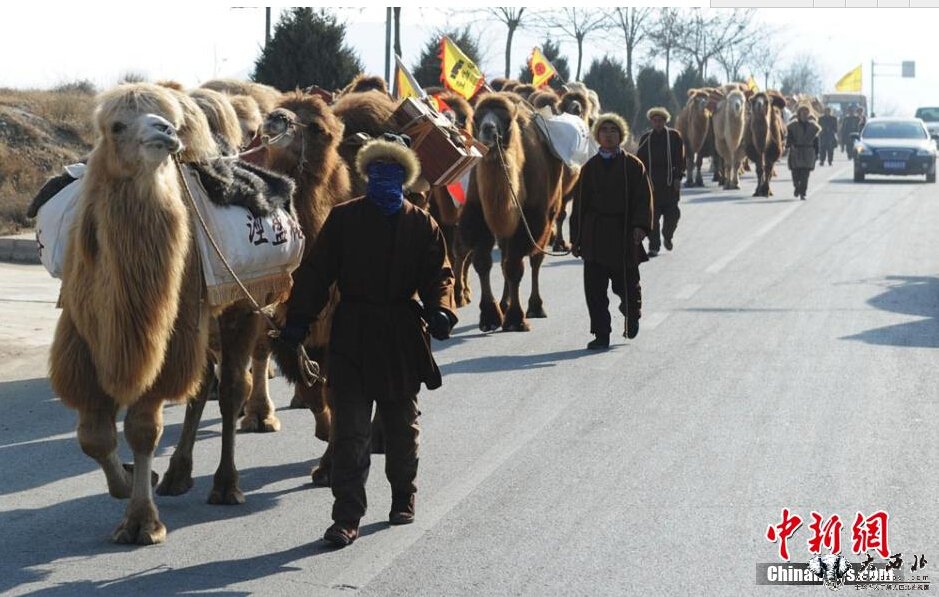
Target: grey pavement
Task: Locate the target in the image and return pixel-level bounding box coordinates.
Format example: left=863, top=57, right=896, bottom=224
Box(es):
left=1, top=155, right=937, bottom=596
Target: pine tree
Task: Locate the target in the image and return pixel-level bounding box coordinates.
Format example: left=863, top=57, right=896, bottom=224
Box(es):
left=634, top=66, right=678, bottom=134
left=253, top=8, right=363, bottom=92
left=583, top=56, right=637, bottom=126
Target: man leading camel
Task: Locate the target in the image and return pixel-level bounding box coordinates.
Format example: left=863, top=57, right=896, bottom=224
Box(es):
left=277, top=134, right=457, bottom=547
left=638, top=107, right=684, bottom=256
left=570, top=114, right=654, bottom=349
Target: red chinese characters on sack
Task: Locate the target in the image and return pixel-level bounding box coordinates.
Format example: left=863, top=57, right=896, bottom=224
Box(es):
left=766, top=508, right=804, bottom=561
left=851, top=511, right=890, bottom=559
left=808, top=512, right=844, bottom=554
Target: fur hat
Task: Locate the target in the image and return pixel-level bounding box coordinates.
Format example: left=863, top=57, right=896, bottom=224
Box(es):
left=355, top=133, right=421, bottom=190
left=646, top=106, right=671, bottom=122
left=591, top=113, right=630, bottom=145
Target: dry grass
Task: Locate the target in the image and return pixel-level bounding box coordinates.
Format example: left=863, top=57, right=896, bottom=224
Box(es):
left=0, top=87, right=95, bottom=235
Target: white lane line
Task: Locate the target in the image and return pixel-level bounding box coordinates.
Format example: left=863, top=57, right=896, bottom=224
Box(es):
left=674, top=283, right=702, bottom=300
left=704, top=163, right=851, bottom=275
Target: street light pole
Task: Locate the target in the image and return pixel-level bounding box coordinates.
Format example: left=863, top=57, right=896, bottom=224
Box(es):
left=385, top=7, right=392, bottom=86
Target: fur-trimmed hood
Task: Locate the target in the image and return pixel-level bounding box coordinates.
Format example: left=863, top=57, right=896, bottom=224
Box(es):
left=591, top=113, right=631, bottom=146
left=646, top=106, right=671, bottom=122
left=355, top=138, right=421, bottom=190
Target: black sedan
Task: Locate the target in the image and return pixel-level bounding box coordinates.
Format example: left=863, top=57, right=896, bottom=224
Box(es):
left=852, top=118, right=938, bottom=183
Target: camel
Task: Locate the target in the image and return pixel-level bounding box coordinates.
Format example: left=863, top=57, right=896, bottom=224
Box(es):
left=330, top=90, right=399, bottom=196
left=460, top=92, right=564, bottom=331
left=676, top=88, right=713, bottom=187
left=227, top=95, right=263, bottom=147
left=340, top=73, right=389, bottom=96
left=745, top=91, right=787, bottom=197
left=711, top=86, right=750, bottom=190
left=49, top=83, right=296, bottom=544
left=189, top=88, right=243, bottom=156
left=201, top=78, right=281, bottom=115
left=529, top=89, right=560, bottom=114
left=551, top=88, right=596, bottom=252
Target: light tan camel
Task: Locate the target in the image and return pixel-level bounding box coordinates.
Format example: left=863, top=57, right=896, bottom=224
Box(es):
left=50, top=83, right=285, bottom=544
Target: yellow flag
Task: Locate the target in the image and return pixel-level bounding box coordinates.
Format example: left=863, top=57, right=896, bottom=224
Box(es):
left=835, top=65, right=862, bottom=93
left=394, top=55, right=424, bottom=100
left=529, top=47, right=557, bottom=89
left=746, top=75, right=759, bottom=92
left=439, top=36, right=485, bottom=100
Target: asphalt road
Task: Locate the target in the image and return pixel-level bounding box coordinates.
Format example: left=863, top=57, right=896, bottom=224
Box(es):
left=1, top=154, right=937, bottom=596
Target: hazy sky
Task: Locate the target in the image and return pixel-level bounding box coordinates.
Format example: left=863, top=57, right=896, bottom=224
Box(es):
left=2, top=5, right=936, bottom=116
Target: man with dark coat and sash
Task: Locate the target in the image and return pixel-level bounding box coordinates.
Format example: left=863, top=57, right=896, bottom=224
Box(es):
left=637, top=107, right=685, bottom=256
left=277, top=134, right=457, bottom=548
left=818, top=107, right=838, bottom=166
left=570, top=113, right=654, bottom=350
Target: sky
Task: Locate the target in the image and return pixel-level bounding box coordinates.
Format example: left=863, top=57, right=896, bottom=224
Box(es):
left=1, top=4, right=936, bottom=116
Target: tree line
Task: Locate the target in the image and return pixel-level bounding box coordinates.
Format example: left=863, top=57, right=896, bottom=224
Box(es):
left=252, top=8, right=826, bottom=134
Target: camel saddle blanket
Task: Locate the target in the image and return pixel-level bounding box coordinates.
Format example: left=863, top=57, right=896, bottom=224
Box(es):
left=179, top=164, right=304, bottom=308
left=534, top=111, right=596, bottom=169
left=31, top=162, right=304, bottom=309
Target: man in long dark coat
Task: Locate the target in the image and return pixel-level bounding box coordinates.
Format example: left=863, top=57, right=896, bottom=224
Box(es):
left=637, top=107, right=684, bottom=256
left=570, top=113, right=654, bottom=349
left=278, top=135, right=457, bottom=547
left=818, top=107, right=838, bottom=166
left=787, top=104, right=821, bottom=201
left=840, top=107, right=862, bottom=159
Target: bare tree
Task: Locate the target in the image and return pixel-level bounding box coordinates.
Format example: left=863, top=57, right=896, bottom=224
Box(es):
left=613, top=8, right=652, bottom=82
left=647, top=8, right=682, bottom=84
left=779, top=53, right=824, bottom=97
left=747, top=37, right=784, bottom=91
left=537, top=8, right=611, bottom=80
left=715, top=34, right=760, bottom=83
left=480, top=8, right=530, bottom=78
left=674, top=9, right=760, bottom=81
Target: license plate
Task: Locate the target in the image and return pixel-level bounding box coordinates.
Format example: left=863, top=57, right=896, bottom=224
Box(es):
left=883, top=160, right=906, bottom=170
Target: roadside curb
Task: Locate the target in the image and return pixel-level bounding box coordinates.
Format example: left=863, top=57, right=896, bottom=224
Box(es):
left=0, top=233, right=40, bottom=265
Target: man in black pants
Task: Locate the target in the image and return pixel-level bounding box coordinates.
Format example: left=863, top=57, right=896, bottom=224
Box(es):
left=570, top=113, right=654, bottom=349
left=638, top=107, right=684, bottom=256
left=278, top=135, right=457, bottom=547
left=818, top=107, right=838, bottom=166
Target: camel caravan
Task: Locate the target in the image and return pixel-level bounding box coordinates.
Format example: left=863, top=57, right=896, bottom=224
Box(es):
left=28, top=70, right=610, bottom=543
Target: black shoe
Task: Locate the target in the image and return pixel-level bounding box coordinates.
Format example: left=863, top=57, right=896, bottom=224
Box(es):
left=389, top=494, right=415, bottom=525
left=324, top=521, right=359, bottom=548
left=647, top=248, right=659, bottom=257
left=586, top=334, right=610, bottom=350
left=625, top=317, right=640, bottom=339
left=800, top=194, right=806, bottom=201
left=663, top=237, right=673, bottom=251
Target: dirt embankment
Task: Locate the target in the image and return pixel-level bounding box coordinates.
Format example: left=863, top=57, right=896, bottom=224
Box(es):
left=0, top=87, right=95, bottom=235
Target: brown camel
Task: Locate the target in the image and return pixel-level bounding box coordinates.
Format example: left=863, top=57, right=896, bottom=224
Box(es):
left=676, top=88, right=713, bottom=187
left=189, top=87, right=243, bottom=156
left=49, top=83, right=288, bottom=544
left=201, top=78, right=281, bottom=115
left=330, top=90, right=399, bottom=196
left=711, top=86, right=750, bottom=190
left=339, top=73, right=389, bottom=96
left=529, top=89, right=560, bottom=114
left=460, top=92, right=564, bottom=331
left=745, top=90, right=787, bottom=197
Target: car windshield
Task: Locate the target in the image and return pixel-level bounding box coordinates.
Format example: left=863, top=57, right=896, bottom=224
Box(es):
left=862, top=122, right=927, bottom=139
left=914, top=108, right=939, bottom=122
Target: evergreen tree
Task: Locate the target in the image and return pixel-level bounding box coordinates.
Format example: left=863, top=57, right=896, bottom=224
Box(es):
left=518, top=36, right=571, bottom=89
left=583, top=56, right=637, bottom=126
left=412, top=28, right=483, bottom=89
left=253, top=8, right=363, bottom=91
left=671, top=63, right=705, bottom=110
left=634, top=66, right=678, bottom=134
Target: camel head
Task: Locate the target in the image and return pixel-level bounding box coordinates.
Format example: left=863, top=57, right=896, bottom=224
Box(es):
left=473, top=93, right=521, bottom=150
left=263, top=92, right=344, bottom=176
left=437, top=92, right=475, bottom=135
left=687, top=89, right=711, bottom=115
left=560, top=90, right=590, bottom=122
left=725, top=89, right=746, bottom=117
left=228, top=95, right=263, bottom=148
left=190, top=88, right=243, bottom=156
left=92, top=83, right=184, bottom=177
left=749, top=92, right=770, bottom=120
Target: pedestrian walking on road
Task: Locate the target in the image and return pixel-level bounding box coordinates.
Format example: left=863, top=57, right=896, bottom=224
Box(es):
left=637, top=107, right=684, bottom=256
left=570, top=114, right=654, bottom=349
left=818, top=107, right=838, bottom=166
left=787, top=104, right=821, bottom=201
left=277, top=134, right=457, bottom=548
left=840, top=106, right=862, bottom=160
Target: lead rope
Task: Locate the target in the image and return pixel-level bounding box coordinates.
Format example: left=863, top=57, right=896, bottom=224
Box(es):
left=493, top=135, right=571, bottom=258
left=173, top=156, right=324, bottom=388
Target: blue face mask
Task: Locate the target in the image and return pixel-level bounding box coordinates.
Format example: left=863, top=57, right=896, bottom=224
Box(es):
left=366, top=161, right=406, bottom=216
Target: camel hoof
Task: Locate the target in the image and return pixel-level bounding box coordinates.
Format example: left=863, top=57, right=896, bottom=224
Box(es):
left=112, top=504, right=166, bottom=545
left=311, top=465, right=330, bottom=488
left=552, top=240, right=570, bottom=252
left=502, top=317, right=531, bottom=332
left=156, top=460, right=194, bottom=496
left=239, top=412, right=281, bottom=433
left=208, top=485, right=245, bottom=505
left=479, top=301, right=504, bottom=333
left=526, top=302, right=547, bottom=319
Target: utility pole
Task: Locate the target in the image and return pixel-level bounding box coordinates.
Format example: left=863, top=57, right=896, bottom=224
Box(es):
left=385, top=7, right=392, bottom=86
